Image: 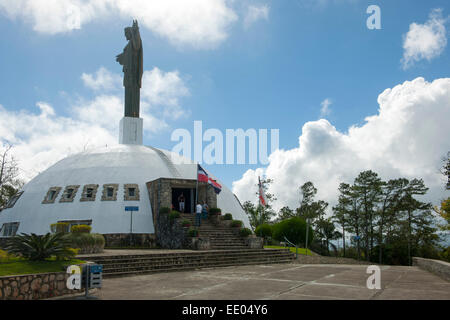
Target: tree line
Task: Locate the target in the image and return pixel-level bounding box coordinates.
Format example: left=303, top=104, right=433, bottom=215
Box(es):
left=243, top=154, right=450, bottom=265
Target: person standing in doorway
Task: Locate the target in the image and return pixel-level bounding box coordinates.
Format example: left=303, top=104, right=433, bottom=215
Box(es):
left=195, top=202, right=203, bottom=226
left=178, top=193, right=185, bottom=213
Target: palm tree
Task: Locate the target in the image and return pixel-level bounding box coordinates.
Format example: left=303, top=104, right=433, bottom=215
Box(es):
left=6, top=232, right=74, bottom=261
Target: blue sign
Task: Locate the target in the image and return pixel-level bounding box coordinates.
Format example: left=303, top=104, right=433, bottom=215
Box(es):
left=90, top=264, right=103, bottom=273
left=125, top=206, right=139, bottom=212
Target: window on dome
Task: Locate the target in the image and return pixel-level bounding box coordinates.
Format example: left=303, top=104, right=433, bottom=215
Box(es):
left=42, top=187, right=62, bottom=204
left=66, top=189, right=74, bottom=198
left=5, top=191, right=24, bottom=208
left=124, top=184, right=140, bottom=201
left=107, top=187, right=114, bottom=197
left=101, top=184, right=119, bottom=201
left=59, top=185, right=80, bottom=203
left=0, top=222, right=19, bottom=237
left=80, top=184, right=99, bottom=202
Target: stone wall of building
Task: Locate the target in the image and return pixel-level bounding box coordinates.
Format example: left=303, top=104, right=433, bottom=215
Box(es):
left=0, top=237, right=7, bottom=249
left=155, top=211, right=189, bottom=249
left=413, top=257, right=450, bottom=281
left=0, top=272, right=83, bottom=300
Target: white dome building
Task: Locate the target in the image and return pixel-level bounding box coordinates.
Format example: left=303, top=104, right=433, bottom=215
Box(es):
left=0, top=122, right=250, bottom=247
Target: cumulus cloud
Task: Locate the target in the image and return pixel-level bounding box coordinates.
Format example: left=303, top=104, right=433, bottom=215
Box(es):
left=243, top=4, right=269, bottom=29
left=0, top=0, right=238, bottom=49
left=141, top=67, right=190, bottom=120
left=233, top=77, right=450, bottom=214
left=0, top=66, right=190, bottom=182
left=320, top=98, right=332, bottom=118
left=81, top=67, right=122, bottom=92
left=402, top=8, right=448, bottom=69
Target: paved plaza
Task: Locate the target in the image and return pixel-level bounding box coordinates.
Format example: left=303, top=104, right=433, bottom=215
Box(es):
left=65, top=263, right=450, bottom=300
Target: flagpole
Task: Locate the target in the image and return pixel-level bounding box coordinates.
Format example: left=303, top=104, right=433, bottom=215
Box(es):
left=195, top=165, right=199, bottom=209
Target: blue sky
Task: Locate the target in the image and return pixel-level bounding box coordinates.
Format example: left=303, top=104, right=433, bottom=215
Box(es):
left=0, top=0, right=449, bottom=215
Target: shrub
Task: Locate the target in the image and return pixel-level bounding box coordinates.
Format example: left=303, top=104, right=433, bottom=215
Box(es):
left=230, top=220, right=243, bottom=228
left=159, top=207, right=171, bottom=214
left=65, top=233, right=105, bottom=254
left=181, top=219, right=192, bottom=227
left=272, top=217, right=313, bottom=246
left=223, top=213, right=233, bottom=220
left=6, top=232, right=74, bottom=261
left=70, top=224, right=91, bottom=234
left=50, top=222, right=70, bottom=234
left=169, top=211, right=181, bottom=220
left=0, top=249, right=14, bottom=263
left=209, top=208, right=222, bottom=215
left=188, top=227, right=198, bottom=237
left=240, top=228, right=252, bottom=237
left=255, top=224, right=273, bottom=238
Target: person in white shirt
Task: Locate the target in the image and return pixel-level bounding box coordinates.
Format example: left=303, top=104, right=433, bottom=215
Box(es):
left=195, top=203, right=203, bottom=226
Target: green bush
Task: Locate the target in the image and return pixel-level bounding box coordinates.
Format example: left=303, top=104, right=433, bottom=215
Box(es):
left=240, top=228, right=252, bottom=237
left=181, top=219, right=192, bottom=227
left=0, top=249, right=14, bottom=263
left=188, top=227, right=198, bottom=237
left=6, top=233, right=74, bottom=261
left=159, top=207, right=171, bottom=214
left=223, top=213, right=233, bottom=220
left=230, top=220, right=243, bottom=228
left=65, top=233, right=105, bottom=254
left=209, top=208, right=222, bottom=215
left=169, top=211, right=181, bottom=220
left=70, top=224, right=91, bottom=234
left=50, top=222, right=70, bottom=234
left=272, top=217, right=313, bottom=246
left=255, top=224, right=273, bottom=238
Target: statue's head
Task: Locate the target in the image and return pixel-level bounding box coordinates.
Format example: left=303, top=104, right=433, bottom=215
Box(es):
left=124, top=27, right=132, bottom=40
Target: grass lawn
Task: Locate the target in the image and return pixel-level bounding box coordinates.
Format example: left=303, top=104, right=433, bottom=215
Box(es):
left=0, top=258, right=85, bottom=276
left=264, top=245, right=313, bottom=256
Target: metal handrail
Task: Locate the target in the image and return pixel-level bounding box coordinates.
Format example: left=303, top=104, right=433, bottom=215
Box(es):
left=284, top=236, right=298, bottom=259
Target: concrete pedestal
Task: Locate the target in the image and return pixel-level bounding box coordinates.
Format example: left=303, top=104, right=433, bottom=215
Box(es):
left=119, top=117, right=143, bottom=145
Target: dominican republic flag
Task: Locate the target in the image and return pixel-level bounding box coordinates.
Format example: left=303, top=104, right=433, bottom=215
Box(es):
left=258, top=176, right=267, bottom=206
left=197, top=164, right=209, bottom=183
left=208, top=177, right=222, bottom=194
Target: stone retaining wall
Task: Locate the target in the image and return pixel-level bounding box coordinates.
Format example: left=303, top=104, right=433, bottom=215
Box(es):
left=103, top=233, right=157, bottom=248
left=0, top=272, right=83, bottom=300
left=292, top=254, right=372, bottom=265
left=413, top=257, right=450, bottom=281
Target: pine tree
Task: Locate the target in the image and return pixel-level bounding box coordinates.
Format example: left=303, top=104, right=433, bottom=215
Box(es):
left=353, top=170, right=382, bottom=261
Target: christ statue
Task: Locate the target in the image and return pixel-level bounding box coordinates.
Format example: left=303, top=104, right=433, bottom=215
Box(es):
left=116, top=20, right=143, bottom=118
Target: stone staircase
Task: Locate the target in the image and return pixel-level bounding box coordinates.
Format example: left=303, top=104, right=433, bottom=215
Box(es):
left=180, top=213, right=248, bottom=250
left=87, top=249, right=295, bottom=278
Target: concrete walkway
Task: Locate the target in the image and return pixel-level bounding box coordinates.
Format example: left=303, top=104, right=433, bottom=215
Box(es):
left=61, top=263, right=450, bottom=300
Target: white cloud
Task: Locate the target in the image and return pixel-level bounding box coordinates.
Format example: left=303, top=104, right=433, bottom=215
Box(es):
left=243, top=4, right=269, bottom=29
left=320, top=98, right=332, bottom=118
left=81, top=67, right=122, bottom=92
left=0, top=0, right=238, bottom=49
left=141, top=67, right=190, bottom=120
left=402, top=8, right=448, bottom=69
left=233, top=77, right=450, bottom=214
left=0, top=66, right=189, bottom=182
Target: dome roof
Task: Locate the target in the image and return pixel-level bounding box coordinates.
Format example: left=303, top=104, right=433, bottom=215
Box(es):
left=0, top=144, right=249, bottom=236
